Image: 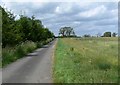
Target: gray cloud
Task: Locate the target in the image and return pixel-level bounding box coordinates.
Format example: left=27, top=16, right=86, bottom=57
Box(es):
left=0, top=2, right=118, bottom=36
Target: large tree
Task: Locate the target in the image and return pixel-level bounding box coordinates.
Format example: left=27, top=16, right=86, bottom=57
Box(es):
left=59, top=27, right=75, bottom=37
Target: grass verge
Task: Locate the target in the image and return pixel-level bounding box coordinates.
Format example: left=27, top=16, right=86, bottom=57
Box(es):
left=2, top=38, right=53, bottom=67
left=2, top=41, right=37, bottom=67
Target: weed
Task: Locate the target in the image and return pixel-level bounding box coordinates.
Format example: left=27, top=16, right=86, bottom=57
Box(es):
left=70, top=47, right=74, bottom=51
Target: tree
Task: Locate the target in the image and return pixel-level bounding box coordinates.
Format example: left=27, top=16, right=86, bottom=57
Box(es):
left=83, top=34, right=91, bottom=37
left=103, top=32, right=111, bottom=37
left=112, top=32, right=117, bottom=37
left=1, top=6, right=54, bottom=47
left=59, top=27, right=76, bottom=37
left=2, top=6, right=22, bottom=47
left=59, top=27, right=66, bottom=36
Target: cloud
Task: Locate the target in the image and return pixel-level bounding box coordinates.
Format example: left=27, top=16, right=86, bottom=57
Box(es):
left=94, top=18, right=118, bottom=26
left=1, top=0, right=119, bottom=2
left=79, top=5, right=106, bottom=17
left=0, top=1, right=118, bottom=36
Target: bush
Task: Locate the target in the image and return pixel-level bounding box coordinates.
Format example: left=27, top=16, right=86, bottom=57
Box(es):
left=36, top=42, right=43, bottom=48
left=2, top=41, right=37, bottom=67
left=15, top=46, right=25, bottom=58
left=23, top=41, right=37, bottom=53
left=2, top=49, right=15, bottom=66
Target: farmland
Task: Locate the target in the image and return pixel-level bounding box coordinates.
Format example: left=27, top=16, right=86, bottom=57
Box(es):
left=53, top=37, right=118, bottom=83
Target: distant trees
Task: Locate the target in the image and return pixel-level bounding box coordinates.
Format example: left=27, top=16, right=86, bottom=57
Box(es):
left=103, top=32, right=111, bottom=37
left=59, top=27, right=76, bottom=37
left=102, top=32, right=117, bottom=37
left=83, top=34, right=91, bottom=37
left=1, top=6, right=54, bottom=47
left=112, top=32, right=117, bottom=37
left=82, top=32, right=117, bottom=38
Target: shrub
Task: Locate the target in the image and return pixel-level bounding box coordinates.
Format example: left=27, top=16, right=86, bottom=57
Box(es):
left=36, top=42, right=43, bottom=48
left=15, top=46, right=25, bottom=58
left=2, top=41, right=37, bottom=67
left=2, top=48, right=16, bottom=66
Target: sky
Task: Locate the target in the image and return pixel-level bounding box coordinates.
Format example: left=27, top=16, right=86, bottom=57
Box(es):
left=0, top=0, right=118, bottom=36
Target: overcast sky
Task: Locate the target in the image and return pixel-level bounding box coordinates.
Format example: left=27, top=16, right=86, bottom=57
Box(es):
left=0, top=0, right=118, bottom=36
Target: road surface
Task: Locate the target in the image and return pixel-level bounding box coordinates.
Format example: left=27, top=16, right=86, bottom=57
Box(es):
left=2, top=39, right=57, bottom=83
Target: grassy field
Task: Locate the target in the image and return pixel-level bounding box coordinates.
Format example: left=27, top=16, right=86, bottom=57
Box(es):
left=53, top=37, right=118, bottom=83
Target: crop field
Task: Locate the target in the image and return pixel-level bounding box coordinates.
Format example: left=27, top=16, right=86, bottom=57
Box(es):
left=53, top=37, right=118, bottom=83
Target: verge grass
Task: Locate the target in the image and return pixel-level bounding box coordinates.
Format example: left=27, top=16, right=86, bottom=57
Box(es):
left=53, top=37, right=118, bottom=83
left=2, top=38, right=53, bottom=67
left=2, top=41, right=37, bottom=67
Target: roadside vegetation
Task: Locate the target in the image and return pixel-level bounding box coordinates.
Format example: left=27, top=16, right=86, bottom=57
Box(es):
left=53, top=37, right=118, bottom=83
left=1, top=6, right=54, bottom=67
left=2, top=38, right=53, bottom=67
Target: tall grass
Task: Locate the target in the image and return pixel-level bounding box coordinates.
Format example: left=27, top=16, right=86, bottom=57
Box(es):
left=53, top=37, right=118, bottom=83
left=2, top=41, right=37, bottom=67
left=2, top=38, right=53, bottom=67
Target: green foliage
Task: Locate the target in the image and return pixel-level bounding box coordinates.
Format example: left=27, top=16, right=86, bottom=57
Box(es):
left=2, top=38, right=53, bottom=67
left=103, top=32, right=111, bottom=37
left=2, top=6, right=22, bottom=47
left=2, top=41, right=37, bottom=67
left=1, top=6, right=54, bottom=47
left=1, top=6, right=55, bottom=67
left=83, top=34, right=91, bottom=37
left=59, top=27, right=76, bottom=37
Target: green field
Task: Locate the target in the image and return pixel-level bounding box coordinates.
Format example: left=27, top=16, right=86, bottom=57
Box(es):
left=53, top=37, right=118, bottom=83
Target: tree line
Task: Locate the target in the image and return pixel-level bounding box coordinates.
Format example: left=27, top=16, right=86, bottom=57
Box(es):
left=83, top=32, right=117, bottom=37
left=58, top=27, right=117, bottom=38
left=1, top=6, right=54, bottom=48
